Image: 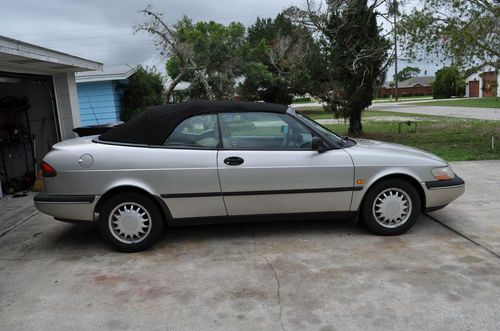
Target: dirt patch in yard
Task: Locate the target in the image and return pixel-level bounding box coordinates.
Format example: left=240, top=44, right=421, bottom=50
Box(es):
left=364, top=116, right=436, bottom=122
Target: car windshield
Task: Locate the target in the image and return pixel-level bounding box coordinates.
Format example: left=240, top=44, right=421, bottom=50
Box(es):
left=293, top=110, right=345, bottom=145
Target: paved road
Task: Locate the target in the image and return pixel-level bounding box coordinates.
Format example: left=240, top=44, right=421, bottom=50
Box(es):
left=369, top=103, right=500, bottom=120
left=293, top=101, right=500, bottom=121
left=1, top=161, right=499, bottom=330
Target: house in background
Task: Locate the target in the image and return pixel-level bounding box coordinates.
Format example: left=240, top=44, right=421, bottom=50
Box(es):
left=464, top=63, right=499, bottom=98
left=378, top=76, right=435, bottom=98
left=76, top=65, right=138, bottom=126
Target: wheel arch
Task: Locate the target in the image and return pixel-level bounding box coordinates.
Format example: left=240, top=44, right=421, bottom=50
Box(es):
left=359, top=173, right=426, bottom=211
left=95, top=185, right=173, bottom=225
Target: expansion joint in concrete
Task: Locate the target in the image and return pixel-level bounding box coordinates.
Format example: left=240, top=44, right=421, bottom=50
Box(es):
left=252, top=227, right=286, bottom=331
left=425, top=212, right=500, bottom=259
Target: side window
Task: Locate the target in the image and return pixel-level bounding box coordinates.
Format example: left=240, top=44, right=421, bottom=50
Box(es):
left=219, top=112, right=313, bottom=150
left=164, top=114, right=219, bottom=148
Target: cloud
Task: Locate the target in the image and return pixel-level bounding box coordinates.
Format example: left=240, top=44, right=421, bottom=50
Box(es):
left=1, top=0, right=442, bottom=77
left=1, top=0, right=302, bottom=72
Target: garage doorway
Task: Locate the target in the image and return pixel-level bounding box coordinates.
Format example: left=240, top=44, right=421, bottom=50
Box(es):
left=0, top=72, right=60, bottom=194
left=469, top=80, right=479, bottom=97
left=482, top=72, right=497, bottom=97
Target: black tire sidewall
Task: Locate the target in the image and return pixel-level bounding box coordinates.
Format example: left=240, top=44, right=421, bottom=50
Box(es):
left=99, top=192, right=164, bottom=252
left=361, top=179, right=421, bottom=235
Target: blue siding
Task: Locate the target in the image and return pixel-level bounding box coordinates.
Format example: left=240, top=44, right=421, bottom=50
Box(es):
left=77, top=80, right=124, bottom=126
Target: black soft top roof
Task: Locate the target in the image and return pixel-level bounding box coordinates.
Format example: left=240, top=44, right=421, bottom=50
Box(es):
left=99, top=100, right=288, bottom=145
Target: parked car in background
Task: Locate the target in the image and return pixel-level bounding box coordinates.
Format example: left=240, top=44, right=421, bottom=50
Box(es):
left=34, top=100, right=465, bottom=252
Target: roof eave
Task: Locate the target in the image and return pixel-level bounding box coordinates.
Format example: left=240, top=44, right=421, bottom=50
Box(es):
left=75, top=66, right=139, bottom=83
left=0, top=34, right=102, bottom=73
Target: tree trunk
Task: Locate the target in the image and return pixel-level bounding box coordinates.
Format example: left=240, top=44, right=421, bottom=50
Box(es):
left=196, top=70, right=215, bottom=100
left=348, top=111, right=363, bottom=136
left=165, top=68, right=187, bottom=103
left=187, top=57, right=215, bottom=100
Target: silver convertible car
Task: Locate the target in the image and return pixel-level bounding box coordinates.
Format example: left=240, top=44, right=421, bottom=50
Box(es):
left=34, top=100, right=465, bottom=252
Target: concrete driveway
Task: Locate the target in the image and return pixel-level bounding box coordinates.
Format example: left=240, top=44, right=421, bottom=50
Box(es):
left=1, top=161, right=500, bottom=330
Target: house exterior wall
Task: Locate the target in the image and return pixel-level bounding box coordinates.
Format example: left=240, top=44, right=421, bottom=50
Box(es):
left=378, top=86, right=432, bottom=98
left=76, top=80, right=123, bottom=126
left=464, top=64, right=499, bottom=98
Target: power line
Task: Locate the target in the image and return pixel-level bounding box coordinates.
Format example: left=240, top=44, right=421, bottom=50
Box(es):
left=8, top=25, right=133, bottom=38
left=32, top=39, right=155, bottom=48
left=7, top=11, right=280, bottom=39
left=26, top=32, right=138, bottom=43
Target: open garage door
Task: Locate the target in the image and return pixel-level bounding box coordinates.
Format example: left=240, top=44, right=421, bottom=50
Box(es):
left=0, top=72, right=59, bottom=194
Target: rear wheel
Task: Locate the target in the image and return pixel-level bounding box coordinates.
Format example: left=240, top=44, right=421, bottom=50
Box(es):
left=98, top=192, right=164, bottom=252
left=361, top=179, right=421, bottom=235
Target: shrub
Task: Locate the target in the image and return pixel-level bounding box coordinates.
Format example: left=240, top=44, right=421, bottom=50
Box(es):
left=121, top=66, right=164, bottom=122
left=432, top=66, right=466, bottom=99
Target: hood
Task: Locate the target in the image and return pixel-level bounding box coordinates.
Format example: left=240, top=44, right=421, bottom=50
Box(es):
left=349, top=138, right=447, bottom=164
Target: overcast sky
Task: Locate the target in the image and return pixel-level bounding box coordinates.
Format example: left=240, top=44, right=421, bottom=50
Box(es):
left=1, top=0, right=444, bottom=80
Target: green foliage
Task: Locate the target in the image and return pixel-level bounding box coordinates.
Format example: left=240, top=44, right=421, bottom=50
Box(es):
left=432, top=66, right=466, bottom=99
left=317, top=0, right=391, bottom=135
left=121, top=67, right=164, bottom=121
left=238, top=13, right=322, bottom=104
left=394, top=66, right=421, bottom=82
left=166, top=17, right=246, bottom=99
left=398, top=0, right=499, bottom=66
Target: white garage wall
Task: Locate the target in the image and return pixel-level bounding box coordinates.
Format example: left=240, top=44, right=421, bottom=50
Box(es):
left=53, top=72, right=82, bottom=140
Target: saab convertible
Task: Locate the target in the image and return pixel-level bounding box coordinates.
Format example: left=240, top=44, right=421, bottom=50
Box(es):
left=34, top=100, right=465, bottom=251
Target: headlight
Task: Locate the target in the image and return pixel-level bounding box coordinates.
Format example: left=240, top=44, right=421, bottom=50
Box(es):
left=432, top=166, right=455, bottom=180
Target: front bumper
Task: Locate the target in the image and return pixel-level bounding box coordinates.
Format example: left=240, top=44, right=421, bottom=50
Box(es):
left=34, top=193, right=99, bottom=223
left=422, top=176, right=465, bottom=209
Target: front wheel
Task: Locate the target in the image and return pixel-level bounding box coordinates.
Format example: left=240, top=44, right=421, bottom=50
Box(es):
left=98, top=192, right=164, bottom=252
left=361, top=179, right=421, bottom=235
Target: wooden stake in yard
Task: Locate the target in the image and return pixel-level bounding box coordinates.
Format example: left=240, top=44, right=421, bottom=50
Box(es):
left=492, top=136, right=495, bottom=151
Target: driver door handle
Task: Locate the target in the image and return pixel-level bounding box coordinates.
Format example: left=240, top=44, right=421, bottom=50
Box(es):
left=224, top=156, right=244, bottom=166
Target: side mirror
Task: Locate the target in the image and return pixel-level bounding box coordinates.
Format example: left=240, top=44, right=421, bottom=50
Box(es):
left=311, top=137, right=327, bottom=152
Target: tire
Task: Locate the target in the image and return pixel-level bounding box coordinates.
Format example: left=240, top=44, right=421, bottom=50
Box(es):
left=361, top=179, right=421, bottom=235
left=98, top=192, right=164, bottom=252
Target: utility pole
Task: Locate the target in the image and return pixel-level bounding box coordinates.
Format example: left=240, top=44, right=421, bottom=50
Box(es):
left=393, top=0, right=399, bottom=101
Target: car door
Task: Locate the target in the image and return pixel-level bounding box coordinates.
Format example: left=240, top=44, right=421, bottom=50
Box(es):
left=217, top=111, right=354, bottom=216
left=158, top=114, right=227, bottom=219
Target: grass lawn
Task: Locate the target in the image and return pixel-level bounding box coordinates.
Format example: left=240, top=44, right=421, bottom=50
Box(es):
left=373, top=95, right=432, bottom=103
left=327, top=118, right=499, bottom=161
left=297, top=108, right=500, bottom=161
left=296, top=107, right=438, bottom=120
left=408, top=97, right=500, bottom=108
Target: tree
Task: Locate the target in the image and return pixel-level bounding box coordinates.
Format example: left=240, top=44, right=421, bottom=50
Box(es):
left=394, top=66, right=421, bottom=81
left=239, top=14, right=322, bottom=104
left=167, top=18, right=246, bottom=100
left=121, top=66, right=164, bottom=121
left=287, top=0, right=391, bottom=135
left=135, top=6, right=215, bottom=101
left=398, top=0, right=499, bottom=67
left=432, top=66, right=466, bottom=99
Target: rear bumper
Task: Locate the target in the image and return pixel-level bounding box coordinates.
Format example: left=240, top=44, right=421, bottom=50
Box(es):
left=34, top=193, right=99, bottom=222
left=422, top=176, right=465, bottom=208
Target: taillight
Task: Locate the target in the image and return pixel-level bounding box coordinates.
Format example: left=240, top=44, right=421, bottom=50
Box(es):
left=41, top=161, right=57, bottom=177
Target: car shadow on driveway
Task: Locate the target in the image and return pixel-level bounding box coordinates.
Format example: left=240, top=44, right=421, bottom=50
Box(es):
left=47, top=217, right=364, bottom=253
left=2, top=212, right=500, bottom=330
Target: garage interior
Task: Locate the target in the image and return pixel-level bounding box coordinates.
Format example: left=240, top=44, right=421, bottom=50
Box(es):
left=0, top=35, right=102, bottom=197
left=0, top=72, right=59, bottom=194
